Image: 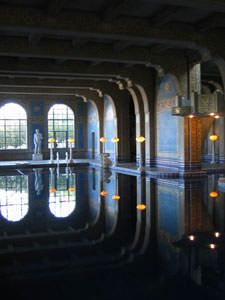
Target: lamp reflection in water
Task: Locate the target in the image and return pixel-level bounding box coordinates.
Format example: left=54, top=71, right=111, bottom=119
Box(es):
left=49, top=168, right=76, bottom=218
left=136, top=136, right=146, bottom=171
left=0, top=175, right=29, bottom=222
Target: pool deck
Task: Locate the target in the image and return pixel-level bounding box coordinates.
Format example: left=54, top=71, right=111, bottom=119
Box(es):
left=0, top=159, right=225, bottom=178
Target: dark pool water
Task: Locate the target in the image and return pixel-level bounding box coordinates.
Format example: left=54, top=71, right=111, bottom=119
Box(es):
left=0, top=166, right=224, bottom=299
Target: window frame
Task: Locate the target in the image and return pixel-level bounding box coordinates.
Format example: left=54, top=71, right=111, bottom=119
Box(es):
left=47, top=104, right=75, bottom=149
left=0, top=103, right=28, bottom=151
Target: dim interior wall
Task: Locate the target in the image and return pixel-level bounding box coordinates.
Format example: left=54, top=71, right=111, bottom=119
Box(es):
left=87, top=101, right=99, bottom=160
left=155, top=75, right=185, bottom=171
left=202, top=118, right=224, bottom=164
left=104, top=96, right=116, bottom=163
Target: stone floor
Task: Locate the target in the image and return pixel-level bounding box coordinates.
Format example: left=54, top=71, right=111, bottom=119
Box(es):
left=0, top=159, right=225, bottom=178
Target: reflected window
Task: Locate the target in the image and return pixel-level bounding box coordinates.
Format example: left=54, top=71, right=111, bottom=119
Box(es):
left=0, top=103, right=27, bottom=150
left=0, top=175, right=29, bottom=222
left=48, top=104, right=75, bottom=149
left=49, top=172, right=76, bottom=218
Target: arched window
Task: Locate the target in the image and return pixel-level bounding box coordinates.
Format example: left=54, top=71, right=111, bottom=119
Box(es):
left=49, top=171, right=76, bottom=218
left=0, top=103, right=27, bottom=150
left=48, top=104, right=75, bottom=148
left=0, top=175, right=29, bottom=222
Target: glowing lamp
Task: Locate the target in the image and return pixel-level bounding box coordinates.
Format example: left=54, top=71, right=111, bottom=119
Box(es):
left=214, top=115, right=220, bottom=119
left=209, top=135, right=218, bottom=141
left=209, top=243, right=216, bottom=249
left=49, top=188, right=56, bottom=193
left=136, top=136, right=146, bottom=143
left=49, top=138, right=55, bottom=143
left=112, top=195, right=120, bottom=200
left=100, top=190, right=108, bottom=196
left=68, top=187, right=75, bottom=192
left=210, top=192, right=218, bottom=198
left=188, top=114, right=194, bottom=118
left=209, top=112, right=215, bottom=116
left=188, top=235, right=195, bottom=241
left=68, top=138, right=74, bottom=143
left=136, top=204, right=146, bottom=211
left=100, top=137, right=107, bottom=143
left=111, top=137, right=120, bottom=143
left=215, top=232, right=220, bottom=238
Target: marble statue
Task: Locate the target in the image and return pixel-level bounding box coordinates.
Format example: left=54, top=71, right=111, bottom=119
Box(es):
left=34, top=129, right=43, bottom=154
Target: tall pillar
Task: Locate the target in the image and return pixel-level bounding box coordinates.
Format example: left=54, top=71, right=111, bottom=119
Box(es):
left=185, top=116, right=202, bottom=172
left=136, top=113, right=141, bottom=167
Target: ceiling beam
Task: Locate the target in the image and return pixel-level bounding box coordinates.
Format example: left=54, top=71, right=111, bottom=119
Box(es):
left=149, top=44, right=171, bottom=55
left=197, top=13, right=225, bottom=32
left=113, top=41, right=132, bottom=52
left=0, top=36, right=153, bottom=66
left=28, top=33, right=42, bottom=48
left=72, top=37, right=89, bottom=49
left=55, top=58, right=66, bottom=64
left=102, top=0, right=133, bottom=21
left=149, top=5, right=186, bottom=27
left=0, top=4, right=223, bottom=55
left=48, top=0, right=69, bottom=16
left=150, top=0, right=225, bottom=11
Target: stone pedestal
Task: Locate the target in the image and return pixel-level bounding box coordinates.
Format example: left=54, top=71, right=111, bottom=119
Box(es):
left=32, top=153, right=43, bottom=161
left=100, top=153, right=111, bottom=168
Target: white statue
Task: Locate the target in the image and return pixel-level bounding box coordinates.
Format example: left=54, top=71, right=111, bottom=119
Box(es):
left=34, top=129, right=43, bottom=154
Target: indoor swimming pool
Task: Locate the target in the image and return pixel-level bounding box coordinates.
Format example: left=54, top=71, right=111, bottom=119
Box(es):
left=0, top=166, right=224, bottom=299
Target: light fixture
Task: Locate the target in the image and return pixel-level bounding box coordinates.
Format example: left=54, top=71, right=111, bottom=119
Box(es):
left=209, top=135, right=218, bottom=141
left=188, top=235, right=195, bottom=241
left=111, top=137, right=119, bottom=143
left=112, top=195, right=120, bottom=200
left=188, top=114, right=194, bottom=118
left=209, top=243, right=216, bottom=249
left=49, top=188, right=56, bottom=193
left=68, top=138, right=74, bottom=162
left=209, top=112, right=215, bottom=116
left=100, top=137, right=107, bottom=153
left=136, top=204, right=146, bottom=211
left=49, top=138, right=55, bottom=162
left=136, top=136, right=146, bottom=171
left=49, top=138, right=55, bottom=143
left=100, top=137, right=107, bottom=143
left=136, top=136, right=146, bottom=143
left=68, top=187, right=75, bottom=192
left=209, top=192, right=218, bottom=198
left=111, top=137, right=119, bottom=167
left=215, top=232, right=220, bottom=238
left=100, top=190, right=108, bottom=196
left=214, top=115, right=220, bottom=119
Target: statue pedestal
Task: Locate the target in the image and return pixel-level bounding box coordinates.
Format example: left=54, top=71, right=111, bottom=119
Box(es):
left=32, top=153, right=43, bottom=161
left=100, top=153, right=111, bottom=168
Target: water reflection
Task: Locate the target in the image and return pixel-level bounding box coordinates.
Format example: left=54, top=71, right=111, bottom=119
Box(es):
left=0, top=168, right=223, bottom=298
left=34, top=168, right=44, bottom=196
left=49, top=167, right=76, bottom=218
left=0, top=175, right=28, bottom=221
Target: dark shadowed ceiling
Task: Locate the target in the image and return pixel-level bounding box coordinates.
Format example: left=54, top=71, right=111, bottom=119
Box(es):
left=0, top=0, right=223, bottom=93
